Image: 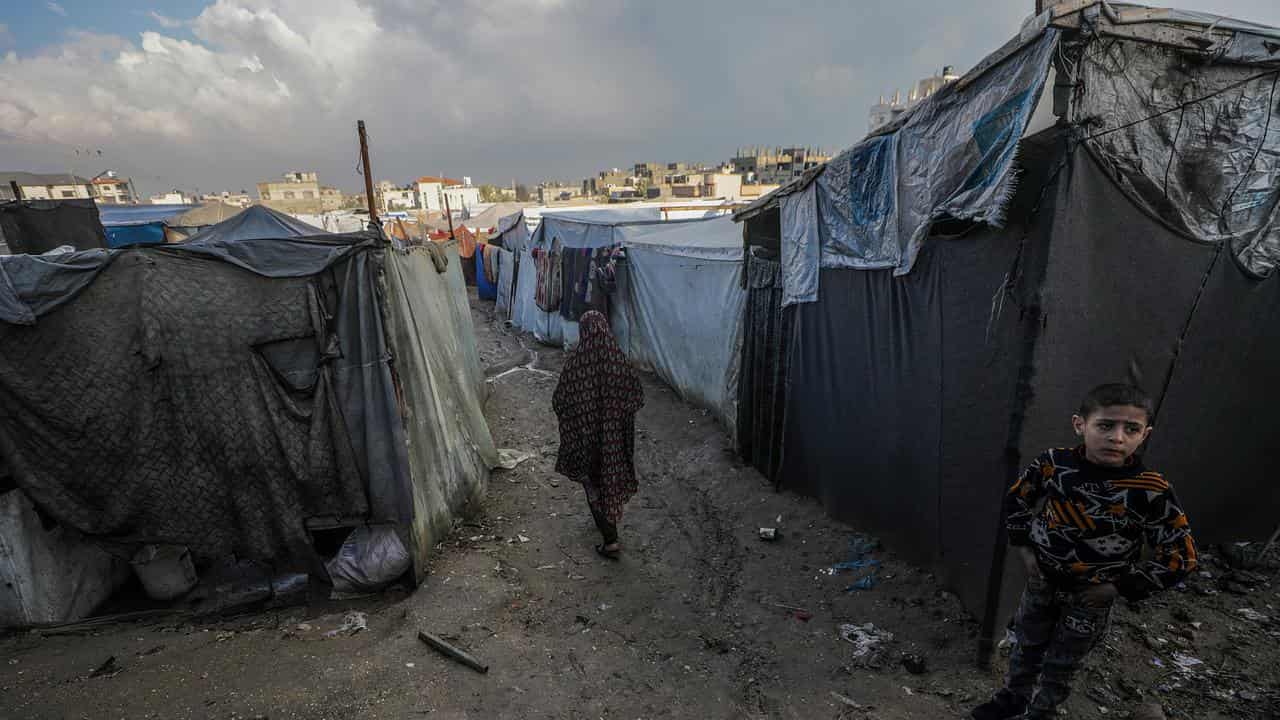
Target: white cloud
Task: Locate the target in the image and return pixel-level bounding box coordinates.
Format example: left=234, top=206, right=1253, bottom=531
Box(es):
left=46, top=2, right=68, bottom=18
left=0, top=0, right=674, bottom=192
left=148, top=11, right=186, bottom=29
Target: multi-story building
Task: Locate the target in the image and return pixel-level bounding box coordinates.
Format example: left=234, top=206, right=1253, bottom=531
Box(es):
left=0, top=172, right=94, bottom=201
left=90, top=172, right=133, bottom=204
left=258, top=171, right=323, bottom=212
left=729, top=147, right=831, bottom=185
left=200, top=191, right=253, bottom=208
left=376, top=181, right=418, bottom=212
left=665, top=172, right=744, bottom=201
left=416, top=176, right=480, bottom=214
left=868, top=65, right=960, bottom=133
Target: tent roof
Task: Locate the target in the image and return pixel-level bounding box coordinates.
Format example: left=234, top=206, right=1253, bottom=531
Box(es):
left=182, top=205, right=327, bottom=244
left=166, top=202, right=246, bottom=228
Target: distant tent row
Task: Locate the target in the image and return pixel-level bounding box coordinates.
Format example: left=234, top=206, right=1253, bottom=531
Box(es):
left=0, top=204, right=496, bottom=625
left=491, top=202, right=746, bottom=432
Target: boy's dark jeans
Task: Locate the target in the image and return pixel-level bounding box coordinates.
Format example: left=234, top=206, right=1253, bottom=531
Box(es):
left=1000, top=574, right=1114, bottom=718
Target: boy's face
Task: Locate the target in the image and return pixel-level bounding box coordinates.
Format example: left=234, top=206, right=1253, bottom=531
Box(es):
left=1072, top=405, right=1152, bottom=467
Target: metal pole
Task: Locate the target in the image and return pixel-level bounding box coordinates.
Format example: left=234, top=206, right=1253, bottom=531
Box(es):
left=357, top=120, right=379, bottom=228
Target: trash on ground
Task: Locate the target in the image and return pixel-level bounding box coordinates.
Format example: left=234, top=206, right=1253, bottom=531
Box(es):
left=838, top=623, right=894, bottom=658
left=829, top=534, right=882, bottom=592
left=901, top=652, right=928, bottom=674
left=418, top=630, right=489, bottom=674
left=758, top=527, right=779, bottom=541
left=326, top=526, right=411, bottom=596
left=1236, top=608, right=1269, bottom=623
left=495, top=448, right=536, bottom=470
left=89, top=655, right=121, bottom=679
left=830, top=691, right=864, bottom=709
left=324, top=611, right=368, bottom=638
left=1170, top=652, right=1203, bottom=674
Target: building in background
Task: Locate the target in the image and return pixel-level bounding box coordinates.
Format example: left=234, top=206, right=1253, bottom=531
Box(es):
left=149, top=190, right=195, bottom=204
left=868, top=65, right=960, bottom=133
left=257, top=171, right=345, bottom=213
left=376, top=181, right=418, bottom=212
left=90, top=171, right=134, bottom=204
left=415, top=176, right=478, bottom=214
left=200, top=191, right=253, bottom=208
left=0, top=172, right=94, bottom=201
left=728, top=147, right=830, bottom=185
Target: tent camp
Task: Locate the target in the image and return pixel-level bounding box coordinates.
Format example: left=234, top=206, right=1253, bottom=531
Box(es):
left=492, top=206, right=745, bottom=432
left=0, top=208, right=496, bottom=625
left=733, top=1, right=1280, bottom=660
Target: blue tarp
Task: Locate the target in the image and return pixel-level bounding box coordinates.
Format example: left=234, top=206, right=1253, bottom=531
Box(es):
left=98, top=204, right=199, bottom=249
left=476, top=244, right=497, bottom=301
left=776, top=28, right=1059, bottom=304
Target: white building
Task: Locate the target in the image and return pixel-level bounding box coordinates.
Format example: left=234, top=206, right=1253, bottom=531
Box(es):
left=91, top=172, right=133, bottom=204
left=868, top=65, right=961, bottom=134
left=149, top=190, right=192, bottom=205
left=0, top=172, right=93, bottom=201
left=416, top=176, right=481, bottom=214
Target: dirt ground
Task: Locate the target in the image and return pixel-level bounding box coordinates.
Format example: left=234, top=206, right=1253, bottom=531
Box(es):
left=1, top=293, right=1277, bottom=719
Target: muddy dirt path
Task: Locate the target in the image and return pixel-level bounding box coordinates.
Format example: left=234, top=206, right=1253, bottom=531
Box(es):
left=1, top=294, right=1275, bottom=719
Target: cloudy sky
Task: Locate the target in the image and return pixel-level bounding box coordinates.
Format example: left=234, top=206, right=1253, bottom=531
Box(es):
left=2, top=0, right=1279, bottom=196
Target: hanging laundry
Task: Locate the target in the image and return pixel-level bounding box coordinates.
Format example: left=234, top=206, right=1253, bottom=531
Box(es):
left=532, top=235, right=563, bottom=312
left=559, top=247, right=597, bottom=321
left=587, top=246, right=625, bottom=317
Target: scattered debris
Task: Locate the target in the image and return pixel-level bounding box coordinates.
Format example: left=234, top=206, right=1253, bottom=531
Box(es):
left=89, top=656, right=122, bottom=679
left=838, top=623, right=894, bottom=659
left=1170, top=652, right=1203, bottom=674
left=829, top=535, right=882, bottom=592
left=901, top=652, right=928, bottom=675
left=495, top=448, right=536, bottom=470
left=517, top=534, right=531, bottom=543
left=324, top=611, right=368, bottom=638
left=1236, top=608, right=1269, bottom=623
left=758, top=527, right=779, bottom=542
left=830, top=691, right=864, bottom=709
left=418, top=630, right=489, bottom=674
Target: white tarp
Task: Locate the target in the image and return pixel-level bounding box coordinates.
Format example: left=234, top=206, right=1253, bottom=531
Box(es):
left=616, top=217, right=746, bottom=434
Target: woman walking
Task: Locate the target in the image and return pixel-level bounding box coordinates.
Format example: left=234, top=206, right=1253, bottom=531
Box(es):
left=552, top=311, right=644, bottom=559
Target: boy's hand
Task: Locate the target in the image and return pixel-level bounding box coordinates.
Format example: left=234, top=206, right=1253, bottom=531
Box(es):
left=1015, top=546, right=1042, bottom=579
left=1077, top=582, right=1118, bottom=608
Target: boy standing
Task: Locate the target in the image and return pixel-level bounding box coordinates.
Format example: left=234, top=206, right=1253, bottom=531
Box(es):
left=972, top=384, right=1198, bottom=720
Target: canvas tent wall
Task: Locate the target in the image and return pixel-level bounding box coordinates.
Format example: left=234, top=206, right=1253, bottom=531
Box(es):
left=734, top=1, right=1280, bottom=660
left=501, top=208, right=745, bottom=431
left=0, top=211, right=495, bottom=624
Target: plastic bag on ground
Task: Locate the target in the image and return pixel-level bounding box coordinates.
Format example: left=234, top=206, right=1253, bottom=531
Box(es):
left=325, top=525, right=411, bottom=595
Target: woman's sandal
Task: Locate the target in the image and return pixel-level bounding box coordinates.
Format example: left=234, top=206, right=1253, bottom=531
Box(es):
left=595, top=543, right=621, bottom=560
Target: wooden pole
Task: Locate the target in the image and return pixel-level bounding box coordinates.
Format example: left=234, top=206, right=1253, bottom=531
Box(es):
left=357, top=120, right=379, bottom=228
left=9, top=181, right=23, bottom=202
left=444, top=193, right=456, bottom=240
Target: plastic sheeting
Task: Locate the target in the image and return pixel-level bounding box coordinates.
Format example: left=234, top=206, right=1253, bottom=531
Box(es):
left=776, top=28, right=1057, bottom=305
left=0, top=489, right=130, bottom=626
left=495, top=247, right=516, bottom=316
left=615, top=217, right=746, bottom=434
left=382, top=242, right=497, bottom=581
left=1073, top=36, right=1280, bottom=277
left=184, top=206, right=326, bottom=245
left=0, top=200, right=107, bottom=256
left=476, top=244, right=498, bottom=301
left=736, top=249, right=792, bottom=483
